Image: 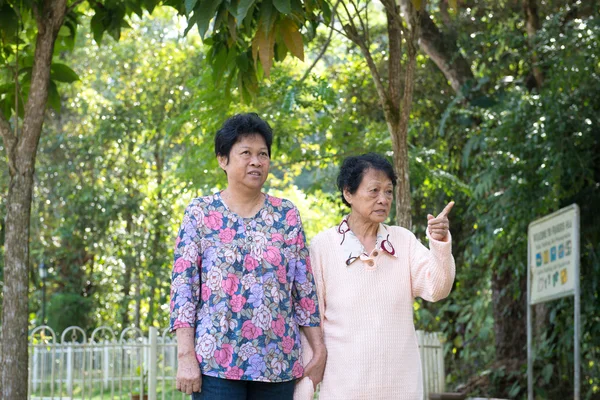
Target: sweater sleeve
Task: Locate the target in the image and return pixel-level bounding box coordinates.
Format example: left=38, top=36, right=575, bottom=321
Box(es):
left=408, top=228, right=455, bottom=302
left=294, top=232, right=328, bottom=400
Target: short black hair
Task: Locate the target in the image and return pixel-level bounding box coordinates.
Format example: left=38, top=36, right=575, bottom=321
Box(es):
left=214, top=113, right=273, bottom=159
left=337, top=153, right=397, bottom=207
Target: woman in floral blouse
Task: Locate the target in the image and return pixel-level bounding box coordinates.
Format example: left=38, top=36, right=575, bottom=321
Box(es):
left=170, top=113, right=326, bottom=400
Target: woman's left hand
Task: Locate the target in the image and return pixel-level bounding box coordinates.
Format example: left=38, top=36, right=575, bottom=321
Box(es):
left=427, top=201, right=454, bottom=241
left=303, top=347, right=327, bottom=390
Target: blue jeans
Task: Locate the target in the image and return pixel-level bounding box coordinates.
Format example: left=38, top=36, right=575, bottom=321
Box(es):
left=191, top=374, right=296, bottom=400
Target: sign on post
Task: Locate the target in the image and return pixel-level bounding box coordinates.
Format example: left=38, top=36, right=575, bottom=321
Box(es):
left=527, top=204, right=580, bottom=400
left=529, top=206, right=577, bottom=304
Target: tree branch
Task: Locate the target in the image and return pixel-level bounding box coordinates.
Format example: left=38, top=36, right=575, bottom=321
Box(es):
left=398, top=0, right=473, bottom=94
left=347, top=0, right=369, bottom=47
left=0, top=113, right=18, bottom=176
left=19, top=0, right=67, bottom=167
left=297, top=0, right=340, bottom=86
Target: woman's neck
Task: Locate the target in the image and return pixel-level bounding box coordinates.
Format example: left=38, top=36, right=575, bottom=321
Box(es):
left=347, top=213, right=379, bottom=253
left=221, top=187, right=264, bottom=218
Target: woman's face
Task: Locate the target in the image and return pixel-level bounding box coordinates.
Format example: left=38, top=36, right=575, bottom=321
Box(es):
left=344, top=168, right=394, bottom=224
left=218, top=134, right=270, bottom=192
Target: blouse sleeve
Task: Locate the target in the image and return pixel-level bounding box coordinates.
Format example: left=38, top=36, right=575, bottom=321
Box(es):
left=408, top=229, right=455, bottom=302
left=169, top=201, right=202, bottom=332
left=288, top=206, right=321, bottom=327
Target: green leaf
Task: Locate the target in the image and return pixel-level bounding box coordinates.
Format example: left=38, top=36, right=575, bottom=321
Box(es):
left=0, top=4, right=19, bottom=42
left=90, top=9, right=108, bottom=44
left=51, top=63, right=79, bottom=83
left=185, top=0, right=198, bottom=15
left=47, top=81, right=61, bottom=112
left=235, top=0, right=255, bottom=26
left=128, top=1, right=145, bottom=18
left=196, top=0, right=223, bottom=39
left=541, top=364, right=553, bottom=384
left=259, top=1, right=275, bottom=35
left=58, top=26, right=71, bottom=37
left=272, top=0, right=291, bottom=14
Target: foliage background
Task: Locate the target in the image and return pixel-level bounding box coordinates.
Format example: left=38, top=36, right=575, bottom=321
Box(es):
left=0, top=1, right=598, bottom=398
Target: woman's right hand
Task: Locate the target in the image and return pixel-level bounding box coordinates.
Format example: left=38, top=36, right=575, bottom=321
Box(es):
left=176, top=354, right=202, bottom=394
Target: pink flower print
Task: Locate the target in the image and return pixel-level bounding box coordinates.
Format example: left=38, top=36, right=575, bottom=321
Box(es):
left=282, top=336, right=294, bottom=354
left=271, top=233, right=284, bottom=242
left=182, top=242, right=199, bottom=262
left=214, top=343, right=234, bottom=367
left=177, top=302, right=196, bottom=324
left=222, top=273, right=240, bottom=296
left=269, top=196, right=282, bottom=207
left=292, top=360, right=304, bottom=378
left=296, top=232, right=305, bottom=249
left=175, top=236, right=181, bottom=247
left=271, top=357, right=286, bottom=375
left=173, top=258, right=191, bottom=273
left=239, top=342, right=258, bottom=361
left=306, top=257, right=313, bottom=274
left=252, top=305, right=272, bottom=330
left=204, top=211, right=223, bottom=230
left=276, top=264, right=287, bottom=284
left=285, top=209, right=298, bottom=226
left=241, top=320, right=263, bottom=340
left=244, top=254, right=259, bottom=271
left=263, top=246, right=282, bottom=266
left=219, top=228, right=236, bottom=243
left=197, top=333, right=217, bottom=359
left=299, top=297, right=316, bottom=314
left=224, top=366, right=244, bottom=380
left=271, top=315, right=285, bottom=337
left=201, top=284, right=211, bottom=301
left=230, top=294, right=247, bottom=313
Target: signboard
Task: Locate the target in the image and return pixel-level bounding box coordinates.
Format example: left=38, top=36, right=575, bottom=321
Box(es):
left=527, top=204, right=580, bottom=400
left=528, top=204, right=579, bottom=305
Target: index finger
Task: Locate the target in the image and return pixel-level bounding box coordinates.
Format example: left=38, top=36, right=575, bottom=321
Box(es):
left=437, top=201, right=455, bottom=218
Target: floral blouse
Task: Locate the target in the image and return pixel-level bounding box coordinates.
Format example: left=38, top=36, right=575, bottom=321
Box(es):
left=169, top=192, right=320, bottom=383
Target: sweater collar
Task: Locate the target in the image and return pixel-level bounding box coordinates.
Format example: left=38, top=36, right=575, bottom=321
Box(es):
left=336, top=215, right=397, bottom=266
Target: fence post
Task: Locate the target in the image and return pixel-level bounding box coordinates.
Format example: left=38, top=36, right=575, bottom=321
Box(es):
left=149, top=327, right=158, bottom=400
left=416, top=330, right=427, bottom=400
left=104, top=343, right=110, bottom=389
left=435, top=333, right=445, bottom=392
left=66, top=346, right=73, bottom=396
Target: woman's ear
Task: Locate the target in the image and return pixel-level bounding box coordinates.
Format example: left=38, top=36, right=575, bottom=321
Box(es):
left=343, top=188, right=353, bottom=205
left=217, top=154, right=228, bottom=170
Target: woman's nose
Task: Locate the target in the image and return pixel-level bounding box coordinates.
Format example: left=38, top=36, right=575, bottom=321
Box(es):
left=249, top=154, right=262, bottom=166
left=378, top=192, right=389, bottom=204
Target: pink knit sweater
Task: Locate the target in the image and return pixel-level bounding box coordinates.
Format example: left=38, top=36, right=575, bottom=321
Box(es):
left=294, top=223, right=455, bottom=400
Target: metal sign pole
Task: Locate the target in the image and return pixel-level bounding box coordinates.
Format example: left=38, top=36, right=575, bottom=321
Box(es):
left=527, top=237, right=533, bottom=400
left=574, top=207, right=580, bottom=400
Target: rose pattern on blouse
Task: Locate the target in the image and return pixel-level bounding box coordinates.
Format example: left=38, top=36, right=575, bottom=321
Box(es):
left=169, top=192, right=320, bottom=382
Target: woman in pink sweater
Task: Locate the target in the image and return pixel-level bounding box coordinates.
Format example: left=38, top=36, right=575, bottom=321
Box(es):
left=295, top=153, right=455, bottom=400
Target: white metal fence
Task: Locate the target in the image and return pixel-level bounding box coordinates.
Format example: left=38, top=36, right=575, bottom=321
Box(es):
left=28, top=326, right=445, bottom=400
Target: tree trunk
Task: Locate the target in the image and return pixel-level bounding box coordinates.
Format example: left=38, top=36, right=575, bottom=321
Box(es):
left=491, top=264, right=527, bottom=363
left=524, top=0, right=544, bottom=89
left=1, top=172, right=35, bottom=400
left=0, top=2, right=66, bottom=398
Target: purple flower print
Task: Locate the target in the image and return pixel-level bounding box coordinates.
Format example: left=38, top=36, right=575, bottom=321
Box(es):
left=247, top=353, right=267, bottom=379
left=248, top=284, right=264, bottom=307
